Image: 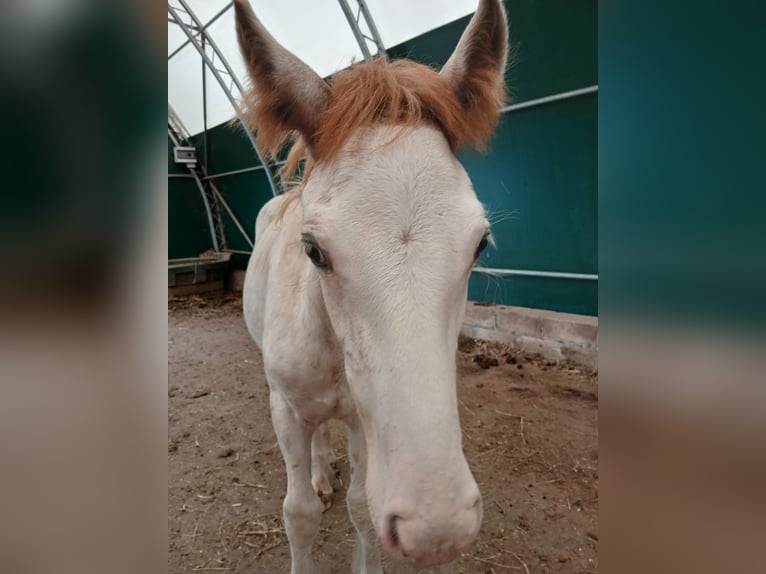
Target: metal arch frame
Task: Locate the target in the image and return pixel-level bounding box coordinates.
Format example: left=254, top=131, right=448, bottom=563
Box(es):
left=168, top=107, right=225, bottom=252
left=169, top=104, right=255, bottom=251
left=166, top=0, right=390, bottom=197
left=337, top=0, right=386, bottom=60
left=168, top=2, right=234, bottom=61
left=167, top=0, right=280, bottom=197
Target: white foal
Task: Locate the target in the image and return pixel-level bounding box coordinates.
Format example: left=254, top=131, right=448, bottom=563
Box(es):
left=234, top=0, right=508, bottom=571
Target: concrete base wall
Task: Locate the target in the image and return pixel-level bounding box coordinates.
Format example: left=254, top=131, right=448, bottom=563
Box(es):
left=462, top=302, right=598, bottom=370
left=226, top=270, right=597, bottom=369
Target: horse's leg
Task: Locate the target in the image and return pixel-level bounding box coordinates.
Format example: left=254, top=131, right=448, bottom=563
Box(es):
left=346, top=417, right=383, bottom=574
left=311, top=422, right=337, bottom=511
left=270, top=391, right=323, bottom=574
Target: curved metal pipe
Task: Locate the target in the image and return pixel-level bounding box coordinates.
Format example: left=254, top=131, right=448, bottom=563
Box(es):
left=472, top=267, right=598, bottom=281
left=168, top=1, right=280, bottom=196
left=500, top=85, right=598, bottom=115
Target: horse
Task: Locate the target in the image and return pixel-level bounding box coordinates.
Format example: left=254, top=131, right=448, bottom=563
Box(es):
left=234, top=0, right=508, bottom=571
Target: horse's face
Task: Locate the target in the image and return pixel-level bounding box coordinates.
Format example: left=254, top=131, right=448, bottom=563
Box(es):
left=235, top=0, right=507, bottom=565
left=301, top=126, right=488, bottom=563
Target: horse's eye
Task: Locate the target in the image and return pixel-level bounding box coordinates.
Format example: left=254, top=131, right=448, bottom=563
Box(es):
left=475, top=234, right=490, bottom=259
left=304, top=241, right=330, bottom=269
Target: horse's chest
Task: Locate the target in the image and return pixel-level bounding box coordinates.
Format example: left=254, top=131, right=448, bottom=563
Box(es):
left=264, top=336, right=352, bottom=423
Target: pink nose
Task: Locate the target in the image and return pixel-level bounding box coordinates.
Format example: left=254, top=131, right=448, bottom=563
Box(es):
left=381, top=487, right=482, bottom=567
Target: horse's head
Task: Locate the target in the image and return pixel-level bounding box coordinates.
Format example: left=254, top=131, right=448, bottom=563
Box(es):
left=235, top=0, right=508, bottom=566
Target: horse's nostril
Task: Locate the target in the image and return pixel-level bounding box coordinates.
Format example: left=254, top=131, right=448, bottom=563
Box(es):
left=387, top=515, right=403, bottom=553
left=389, top=516, right=400, bottom=547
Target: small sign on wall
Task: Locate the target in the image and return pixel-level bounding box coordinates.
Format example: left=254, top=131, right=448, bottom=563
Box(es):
left=173, top=146, right=197, bottom=166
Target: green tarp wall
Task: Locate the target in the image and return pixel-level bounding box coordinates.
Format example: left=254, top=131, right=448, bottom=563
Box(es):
left=168, top=0, right=597, bottom=315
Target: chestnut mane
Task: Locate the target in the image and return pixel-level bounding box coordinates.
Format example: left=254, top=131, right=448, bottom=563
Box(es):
left=242, top=57, right=505, bottom=186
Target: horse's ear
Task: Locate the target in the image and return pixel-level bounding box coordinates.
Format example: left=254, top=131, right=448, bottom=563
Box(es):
left=440, top=0, right=508, bottom=130
left=234, top=0, right=330, bottom=154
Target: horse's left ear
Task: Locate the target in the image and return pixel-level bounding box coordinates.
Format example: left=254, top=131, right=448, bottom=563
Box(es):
left=440, top=0, right=508, bottom=127
left=234, top=0, right=330, bottom=154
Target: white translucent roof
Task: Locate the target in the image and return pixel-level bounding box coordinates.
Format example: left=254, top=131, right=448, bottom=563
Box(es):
left=168, top=0, right=478, bottom=135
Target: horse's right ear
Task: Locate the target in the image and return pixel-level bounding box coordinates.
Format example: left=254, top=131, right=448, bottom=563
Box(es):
left=234, top=0, right=330, bottom=154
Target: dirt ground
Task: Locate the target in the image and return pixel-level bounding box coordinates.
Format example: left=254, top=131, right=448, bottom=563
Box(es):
left=169, top=294, right=598, bottom=574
